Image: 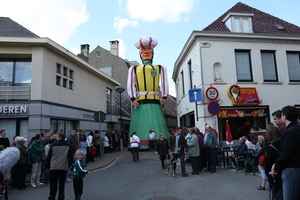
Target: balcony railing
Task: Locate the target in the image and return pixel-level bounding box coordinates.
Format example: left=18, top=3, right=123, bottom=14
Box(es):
left=0, top=83, right=30, bottom=101
left=106, top=93, right=132, bottom=118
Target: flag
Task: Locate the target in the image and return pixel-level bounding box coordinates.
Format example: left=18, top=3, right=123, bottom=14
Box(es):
left=226, top=120, right=233, bottom=145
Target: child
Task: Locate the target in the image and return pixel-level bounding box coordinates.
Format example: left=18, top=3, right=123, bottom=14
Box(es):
left=72, top=149, right=88, bottom=200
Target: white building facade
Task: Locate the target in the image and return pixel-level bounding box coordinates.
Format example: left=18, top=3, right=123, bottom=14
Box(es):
left=172, top=3, right=300, bottom=145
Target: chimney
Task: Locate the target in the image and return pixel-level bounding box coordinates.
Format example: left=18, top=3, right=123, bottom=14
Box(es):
left=80, top=44, right=90, bottom=57
left=109, top=40, right=119, bottom=56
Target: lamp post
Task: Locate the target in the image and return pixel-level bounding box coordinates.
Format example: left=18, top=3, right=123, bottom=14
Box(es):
left=116, top=87, right=125, bottom=132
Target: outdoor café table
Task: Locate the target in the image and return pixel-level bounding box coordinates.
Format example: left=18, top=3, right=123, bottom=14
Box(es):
left=222, top=148, right=235, bottom=168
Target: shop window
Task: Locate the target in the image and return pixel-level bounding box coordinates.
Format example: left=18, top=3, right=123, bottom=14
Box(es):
left=261, top=51, right=278, bottom=82
left=56, top=76, right=61, bottom=86
left=235, top=50, right=253, bottom=82
left=286, top=52, right=300, bottom=82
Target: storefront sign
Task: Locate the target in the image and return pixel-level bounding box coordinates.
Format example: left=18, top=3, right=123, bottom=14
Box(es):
left=227, top=84, right=260, bottom=105
left=218, top=108, right=266, bottom=118
left=0, top=105, right=28, bottom=114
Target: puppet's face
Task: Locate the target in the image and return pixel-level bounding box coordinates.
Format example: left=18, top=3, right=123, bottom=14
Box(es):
left=140, top=47, right=153, bottom=62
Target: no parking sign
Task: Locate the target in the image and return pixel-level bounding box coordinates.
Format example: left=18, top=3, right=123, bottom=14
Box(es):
left=208, top=101, right=220, bottom=115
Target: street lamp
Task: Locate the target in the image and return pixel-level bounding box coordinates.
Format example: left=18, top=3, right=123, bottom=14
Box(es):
left=116, top=86, right=125, bottom=132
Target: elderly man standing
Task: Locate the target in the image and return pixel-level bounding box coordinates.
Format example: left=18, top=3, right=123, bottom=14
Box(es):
left=187, top=128, right=200, bottom=175
left=204, top=125, right=218, bottom=173
left=14, top=136, right=29, bottom=190
left=46, top=133, right=73, bottom=200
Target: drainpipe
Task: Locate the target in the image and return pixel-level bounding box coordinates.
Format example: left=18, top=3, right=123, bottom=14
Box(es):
left=198, top=41, right=211, bottom=122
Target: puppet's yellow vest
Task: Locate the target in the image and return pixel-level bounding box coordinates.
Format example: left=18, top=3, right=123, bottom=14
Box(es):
left=135, top=64, right=160, bottom=100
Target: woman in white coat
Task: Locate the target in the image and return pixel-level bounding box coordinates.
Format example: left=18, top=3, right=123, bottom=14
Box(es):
left=130, top=132, right=140, bottom=162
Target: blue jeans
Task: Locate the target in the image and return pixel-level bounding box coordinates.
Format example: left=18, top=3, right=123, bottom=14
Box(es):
left=281, top=168, right=300, bottom=200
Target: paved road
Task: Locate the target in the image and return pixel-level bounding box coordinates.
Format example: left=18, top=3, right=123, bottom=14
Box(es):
left=9, top=150, right=269, bottom=200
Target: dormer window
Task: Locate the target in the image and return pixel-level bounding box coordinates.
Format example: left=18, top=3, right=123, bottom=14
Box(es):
left=223, top=13, right=254, bottom=33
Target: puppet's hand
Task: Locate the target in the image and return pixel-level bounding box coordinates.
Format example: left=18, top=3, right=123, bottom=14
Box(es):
left=133, top=100, right=140, bottom=106
left=161, top=98, right=166, bottom=105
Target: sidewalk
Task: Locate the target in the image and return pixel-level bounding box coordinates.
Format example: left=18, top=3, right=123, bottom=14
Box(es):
left=24, top=148, right=127, bottom=184
left=86, top=148, right=127, bottom=171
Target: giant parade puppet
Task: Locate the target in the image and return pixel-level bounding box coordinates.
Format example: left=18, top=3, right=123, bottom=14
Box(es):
left=127, top=36, right=170, bottom=149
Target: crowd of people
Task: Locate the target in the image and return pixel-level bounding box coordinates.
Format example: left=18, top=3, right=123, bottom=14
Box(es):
left=1, top=105, right=299, bottom=200
left=0, top=128, right=126, bottom=200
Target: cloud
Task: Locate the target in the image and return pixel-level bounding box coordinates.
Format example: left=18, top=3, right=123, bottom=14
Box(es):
left=0, top=0, right=89, bottom=45
left=113, top=16, right=138, bottom=34
left=125, top=0, right=199, bottom=22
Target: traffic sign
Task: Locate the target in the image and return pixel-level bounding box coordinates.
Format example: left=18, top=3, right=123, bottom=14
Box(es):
left=206, top=86, right=219, bottom=101
left=207, top=101, right=220, bottom=115
left=94, top=111, right=106, bottom=122
left=189, top=88, right=202, bottom=103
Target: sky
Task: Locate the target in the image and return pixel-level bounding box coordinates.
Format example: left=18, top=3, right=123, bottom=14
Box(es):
left=1, top=0, right=300, bottom=96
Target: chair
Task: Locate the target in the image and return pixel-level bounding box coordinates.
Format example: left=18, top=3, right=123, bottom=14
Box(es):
left=242, top=149, right=257, bottom=175
left=235, top=150, right=246, bottom=172
left=217, top=148, right=230, bottom=169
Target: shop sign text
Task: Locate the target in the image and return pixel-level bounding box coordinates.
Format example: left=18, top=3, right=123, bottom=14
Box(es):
left=0, top=105, right=27, bottom=114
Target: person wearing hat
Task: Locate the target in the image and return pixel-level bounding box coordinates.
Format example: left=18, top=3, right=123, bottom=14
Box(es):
left=13, top=136, right=29, bottom=190
left=127, top=36, right=169, bottom=149
left=204, top=124, right=218, bottom=173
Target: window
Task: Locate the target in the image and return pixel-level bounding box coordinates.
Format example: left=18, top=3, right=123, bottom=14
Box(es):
left=286, top=52, right=300, bottom=82
left=0, top=59, right=31, bottom=83
left=261, top=51, right=278, bottom=82
left=69, top=81, right=73, bottom=90
left=235, top=50, right=253, bottom=82
left=69, top=69, right=73, bottom=79
left=96, top=51, right=100, bottom=57
left=56, top=76, right=61, bottom=86
left=181, top=70, right=185, bottom=95
left=63, top=66, right=68, bottom=76
left=188, top=60, right=193, bottom=89
left=106, top=88, right=112, bottom=104
left=233, top=17, right=251, bottom=33
left=56, top=63, right=74, bottom=90
left=63, top=78, right=67, bottom=88
left=56, top=63, right=61, bottom=74
left=223, top=13, right=253, bottom=33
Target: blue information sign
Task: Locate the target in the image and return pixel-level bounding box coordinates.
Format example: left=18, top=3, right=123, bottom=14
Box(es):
left=189, top=88, right=202, bottom=103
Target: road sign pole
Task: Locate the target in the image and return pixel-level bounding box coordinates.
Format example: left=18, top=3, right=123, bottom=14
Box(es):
left=98, top=111, right=102, bottom=159
left=195, top=102, right=198, bottom=121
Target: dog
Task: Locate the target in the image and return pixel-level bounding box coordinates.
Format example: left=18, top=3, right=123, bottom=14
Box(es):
left=164, top=153, right=177, bottom=176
